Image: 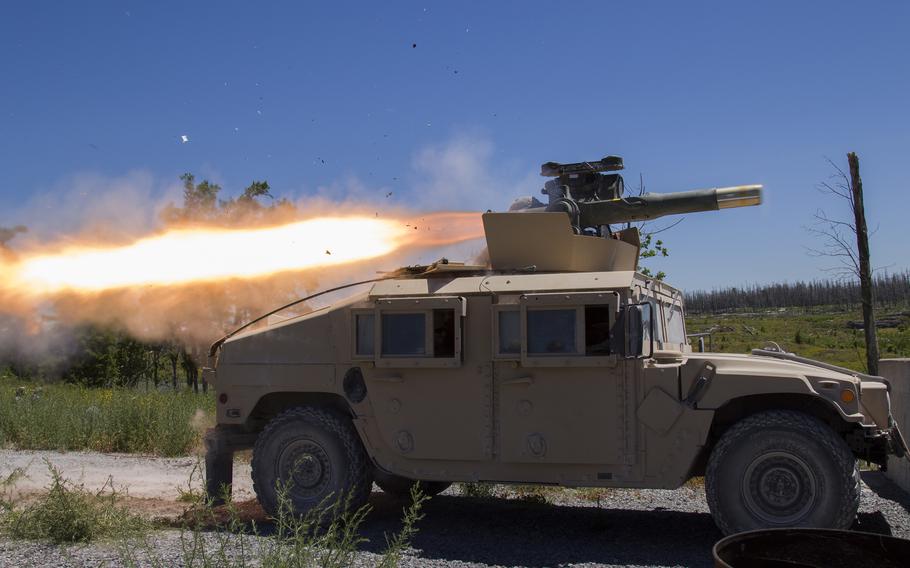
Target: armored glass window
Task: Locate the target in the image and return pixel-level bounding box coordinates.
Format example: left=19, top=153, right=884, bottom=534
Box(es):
left=650, top=301, right=664, bottom=345
left=355, top=313, right=374, bottom=356
left=640, top=302, right=654, bottom=350
left=527, top=308, right=576, bottom=355
left=433, top=309, right=456, bottom=358
left=584, top=305, right=611, bottom=355
left=381, top=313, right=426, bottom=356
left=665, top=303, right=686, bottom=344
left=498, top=310, right=521, bottom=355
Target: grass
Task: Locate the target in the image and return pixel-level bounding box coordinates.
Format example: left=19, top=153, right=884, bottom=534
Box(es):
left=686, top=305, right=910, bottom=372
left=1, top=460, right=148, bottom=544
left=0, top=375, right=214, bottom=456
left=119, top=480, right=430, bottom=568
left=2, top=461, right=430, bottom=567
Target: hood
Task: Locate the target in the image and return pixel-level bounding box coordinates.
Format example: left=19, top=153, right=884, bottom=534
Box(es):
left=683, top=351, right=861, bottom=385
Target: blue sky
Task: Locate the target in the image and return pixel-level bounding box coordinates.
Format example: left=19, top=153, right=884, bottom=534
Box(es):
left=1, top=1, right=907, bottom=290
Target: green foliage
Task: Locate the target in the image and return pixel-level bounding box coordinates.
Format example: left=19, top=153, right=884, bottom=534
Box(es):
left=0, top=378, right=213, bottom=456
left=2, top=461, right=147, bottom=543
left=180, top=173, right=222, bottom=215
left=638, top=232, right=669, bottom=280
left=64, top=326, right=150, bottom=388
left=379, top=482, right=429, bottom=568
left=121, top=481, right=429, bottom=568
left=239, top=180, right=272, bottom=202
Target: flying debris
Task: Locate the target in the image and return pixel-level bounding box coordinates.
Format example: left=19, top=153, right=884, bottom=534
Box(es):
left=180, top=135, right=189, bottom=143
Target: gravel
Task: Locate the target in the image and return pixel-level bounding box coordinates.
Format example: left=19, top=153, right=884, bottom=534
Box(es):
left=1, top=450, right=909, bottom=567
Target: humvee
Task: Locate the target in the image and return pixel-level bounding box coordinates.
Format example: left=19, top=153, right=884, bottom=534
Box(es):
left=204, top=156, right=906, bottom=535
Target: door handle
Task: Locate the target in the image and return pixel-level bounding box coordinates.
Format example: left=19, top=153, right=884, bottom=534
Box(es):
left=503, top=376, right=534, bottom=386
left=373, top=375, right=404, bottom=383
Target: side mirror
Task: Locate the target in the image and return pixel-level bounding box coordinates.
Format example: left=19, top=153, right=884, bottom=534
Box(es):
left=624, top=302, right=654, bottom=359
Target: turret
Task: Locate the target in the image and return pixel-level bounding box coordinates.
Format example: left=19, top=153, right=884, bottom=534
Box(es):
left=483, top=155, right=762, bottom=272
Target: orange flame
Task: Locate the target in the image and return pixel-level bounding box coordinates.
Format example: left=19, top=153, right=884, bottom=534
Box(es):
left=0, top=212, right=483, bottom=298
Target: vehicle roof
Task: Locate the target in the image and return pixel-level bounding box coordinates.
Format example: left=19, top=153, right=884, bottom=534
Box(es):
left=370, top=270, right=642, bottom=296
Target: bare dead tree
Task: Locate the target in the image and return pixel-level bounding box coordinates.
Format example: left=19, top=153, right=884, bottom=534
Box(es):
left=806, top=153, right=879, bottom=374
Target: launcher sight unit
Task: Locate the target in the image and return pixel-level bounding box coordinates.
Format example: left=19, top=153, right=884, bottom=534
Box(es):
left=483, top=155, right=762, bottom=272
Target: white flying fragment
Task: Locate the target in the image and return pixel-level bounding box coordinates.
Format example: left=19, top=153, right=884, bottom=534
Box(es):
left=180, top=135, right=189, bottom=143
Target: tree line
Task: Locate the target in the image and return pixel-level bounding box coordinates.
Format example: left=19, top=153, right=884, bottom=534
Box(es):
left=685, top=270, right=910, bottom=314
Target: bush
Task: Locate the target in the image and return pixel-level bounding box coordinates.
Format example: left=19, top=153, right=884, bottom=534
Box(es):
left=0, top=380, right=213, bottom=456
left=120, top=480, right=429, bottom=568
left=2, top=461, right=147, bottom=543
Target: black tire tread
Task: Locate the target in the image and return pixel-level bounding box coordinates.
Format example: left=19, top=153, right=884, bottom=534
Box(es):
left=705, top=409, right=860, bottom=535
left=251, top=406, right=372, bottom=517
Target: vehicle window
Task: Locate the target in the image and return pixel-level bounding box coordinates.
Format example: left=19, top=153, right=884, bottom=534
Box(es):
left=640, top=302, right=654, bottom=355
left=355, top=313, right=374, bottom=356
left=584, top=305, right=611, bottom=355
left=650, top=301, right=664, bottom=345
left=498, top=310, right=520, bottom=355
left=527, top=308, right=576, bottom=354
left=665, top=303, right=686, bottom=344
left=433, top=309, right=456, bottom=358
left=381, top=313, right=426, bottom=356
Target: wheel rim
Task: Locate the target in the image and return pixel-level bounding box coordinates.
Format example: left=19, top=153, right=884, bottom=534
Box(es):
left=277, top=439, right=333, bottom=500
left=742, top=451, right=818, bottom=525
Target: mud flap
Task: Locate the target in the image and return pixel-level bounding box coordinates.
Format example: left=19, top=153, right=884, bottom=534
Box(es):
left=204, top=429, right=234, bottom=505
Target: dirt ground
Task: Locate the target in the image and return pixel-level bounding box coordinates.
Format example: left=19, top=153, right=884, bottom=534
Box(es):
left=0, top=449, right=255, bottom=518
left=2, top=449, right=910, bottom=567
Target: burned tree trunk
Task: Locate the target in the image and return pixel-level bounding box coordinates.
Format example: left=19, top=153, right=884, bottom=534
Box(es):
left=170, top=351, right=178, bottom=391
left=848, top=153, right=879, bottom=375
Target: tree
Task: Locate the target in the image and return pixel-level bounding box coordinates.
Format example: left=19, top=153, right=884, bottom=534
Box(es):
left=0, top=225, right=27, bottom=249
left=807, top=153, right=880, bottom=374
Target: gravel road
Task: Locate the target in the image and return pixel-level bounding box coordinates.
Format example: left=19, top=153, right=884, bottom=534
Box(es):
left=2, top=450, right=909, bottom=567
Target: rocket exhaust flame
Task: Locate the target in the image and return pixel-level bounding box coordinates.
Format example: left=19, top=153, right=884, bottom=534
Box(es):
left=0, top=212, right=483, bottom=298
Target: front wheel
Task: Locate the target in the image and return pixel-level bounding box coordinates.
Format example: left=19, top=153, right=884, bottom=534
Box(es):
left=705, top=410, right=860, bottom=535
left=251, top=407, right=372, bottom=518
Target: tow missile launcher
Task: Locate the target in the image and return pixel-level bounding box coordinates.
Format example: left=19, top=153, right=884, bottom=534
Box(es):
left=205, top=153, right=906, bottom=538
left=484, top=155, right=762, bottom=272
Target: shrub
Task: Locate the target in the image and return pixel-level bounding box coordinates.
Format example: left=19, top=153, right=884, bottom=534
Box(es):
left=120, top=479, right=429, bottom=568
left=2, top=461, right=147, bottom=543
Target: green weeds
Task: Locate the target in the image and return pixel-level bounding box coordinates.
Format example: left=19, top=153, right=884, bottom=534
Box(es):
left=1, top=460, right=147, bottom=543
left=121, top=481, right=429, bottom=568
left=0, top=380, right=213, bottom=456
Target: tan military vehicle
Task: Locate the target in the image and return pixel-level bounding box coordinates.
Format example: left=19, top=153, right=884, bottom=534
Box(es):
left=204, top=156, right=906, bottom=535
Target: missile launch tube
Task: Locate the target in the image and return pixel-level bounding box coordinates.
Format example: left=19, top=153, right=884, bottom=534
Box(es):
left=576, top=184, right=762, bottom=227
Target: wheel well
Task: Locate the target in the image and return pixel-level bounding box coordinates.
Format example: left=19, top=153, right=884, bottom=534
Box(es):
left=687, top=393, right=858, bottom=478
left=247, top=392, right=354, bottom=431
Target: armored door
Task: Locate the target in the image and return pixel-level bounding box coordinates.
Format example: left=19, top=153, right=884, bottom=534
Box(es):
left=492, top=292, right=635, bottom=465
left=354, top=295, right=493, bottom=462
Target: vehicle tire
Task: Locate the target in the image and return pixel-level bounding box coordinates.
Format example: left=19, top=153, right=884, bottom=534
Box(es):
left=251, top=406, right=372, bottom=518
left=373, top=469, right=451, bottom=499
left=705, top=410, right=860, bottom=535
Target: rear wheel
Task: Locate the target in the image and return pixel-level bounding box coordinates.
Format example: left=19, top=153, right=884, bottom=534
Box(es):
left=251, top=407, right=372, bottom=517
left=705, top=410, right=859, bottom=535
left=374, top=469, right=451, bottom=499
